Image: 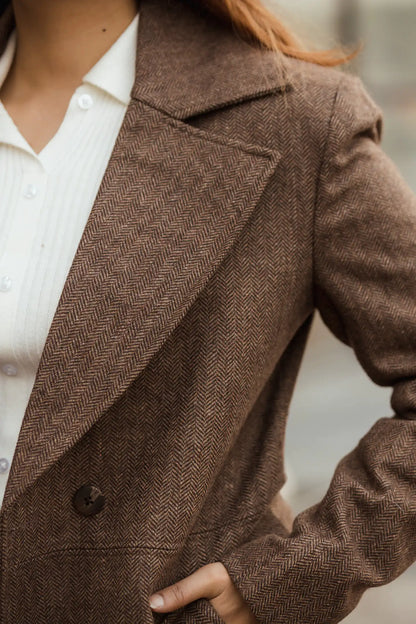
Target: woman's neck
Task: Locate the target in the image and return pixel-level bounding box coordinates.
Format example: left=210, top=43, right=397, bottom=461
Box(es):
left=6, top=0, right=138, bottom=93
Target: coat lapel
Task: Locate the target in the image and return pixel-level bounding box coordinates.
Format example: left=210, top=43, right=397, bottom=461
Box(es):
left=0, top=0, right=291, bottom=512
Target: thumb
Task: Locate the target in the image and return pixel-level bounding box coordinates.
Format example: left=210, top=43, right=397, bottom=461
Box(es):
left=149, top=562, right=227, bottom=613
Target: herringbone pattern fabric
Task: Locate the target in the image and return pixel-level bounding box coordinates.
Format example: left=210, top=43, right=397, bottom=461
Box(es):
left=0, top=0, right=415, bottom=622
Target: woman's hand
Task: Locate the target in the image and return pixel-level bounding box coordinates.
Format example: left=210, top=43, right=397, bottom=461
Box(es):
left=149, top=562, right=259, bottom=624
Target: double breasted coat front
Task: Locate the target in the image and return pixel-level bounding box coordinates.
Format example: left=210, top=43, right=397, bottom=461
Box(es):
left=0, top=0, right=415, bottom=622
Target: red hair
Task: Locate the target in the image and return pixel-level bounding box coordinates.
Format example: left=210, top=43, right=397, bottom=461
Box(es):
left=200, top=0, right=362, bottom=67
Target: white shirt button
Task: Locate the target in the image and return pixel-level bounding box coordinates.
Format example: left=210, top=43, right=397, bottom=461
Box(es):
left=78, top=94, right=94, bottom=110
left=23, top=184, right=38, bottom=199
left=0, top=458, right=9, bottom=473
left=0, top=275, right=12, bottom=292
left=1, top=363, right=17, bottom=376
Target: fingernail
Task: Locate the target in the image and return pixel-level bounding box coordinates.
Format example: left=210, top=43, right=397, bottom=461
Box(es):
left=149, top=594, right=164, bottom=609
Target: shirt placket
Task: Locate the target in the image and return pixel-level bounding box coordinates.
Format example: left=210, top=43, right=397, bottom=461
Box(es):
left=0, top=155, right=47, bottom=485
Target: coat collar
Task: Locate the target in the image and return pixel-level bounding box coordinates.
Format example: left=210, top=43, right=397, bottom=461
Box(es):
left=0, top=0, right=291, bottom=513
left=130, top=0, right=292, bottom=118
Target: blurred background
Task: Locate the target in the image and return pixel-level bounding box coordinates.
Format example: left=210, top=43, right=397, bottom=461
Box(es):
left=263, top=1, right=416, bottom=622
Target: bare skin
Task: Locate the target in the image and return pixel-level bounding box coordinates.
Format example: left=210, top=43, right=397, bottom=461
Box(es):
left=0, top=0, right=138, bottom=154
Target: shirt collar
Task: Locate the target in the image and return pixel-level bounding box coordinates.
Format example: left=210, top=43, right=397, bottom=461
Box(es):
left=82, top=11, right=139, bottom=105
left=0, top=29, right=30, bottom=154
left=0, top=26, right=15, bottom=91
left=0, top=11, right=139, bottom=106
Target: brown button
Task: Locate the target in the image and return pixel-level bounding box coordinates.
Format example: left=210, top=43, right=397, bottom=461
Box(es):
left=73, top=484, right=105, bottom=516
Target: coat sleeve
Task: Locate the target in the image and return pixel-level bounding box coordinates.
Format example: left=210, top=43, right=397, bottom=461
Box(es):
left=219, top=72, right=416, bottom=624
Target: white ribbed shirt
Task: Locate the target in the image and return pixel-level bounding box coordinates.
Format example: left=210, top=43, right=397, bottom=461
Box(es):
left=0, top=11, right=139, bottom=509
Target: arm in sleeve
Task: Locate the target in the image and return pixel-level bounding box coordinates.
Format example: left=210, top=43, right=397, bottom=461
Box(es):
left=219, top=72, right=416, bottom=624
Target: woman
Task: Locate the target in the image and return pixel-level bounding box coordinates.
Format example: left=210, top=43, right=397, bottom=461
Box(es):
left=0, top=0, right=415, bottom=622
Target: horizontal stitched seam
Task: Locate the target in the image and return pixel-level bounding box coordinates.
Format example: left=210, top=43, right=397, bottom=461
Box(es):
left=11, top=511, right=269, bottom=565
left=10, top=543, right=177, bottom=566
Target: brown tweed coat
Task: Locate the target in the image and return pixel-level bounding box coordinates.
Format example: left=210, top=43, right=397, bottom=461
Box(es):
left=1, top=0, right=416, bottom=622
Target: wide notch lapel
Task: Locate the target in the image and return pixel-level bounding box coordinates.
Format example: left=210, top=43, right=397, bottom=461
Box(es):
left=0, top=0, right=290, bottom=512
